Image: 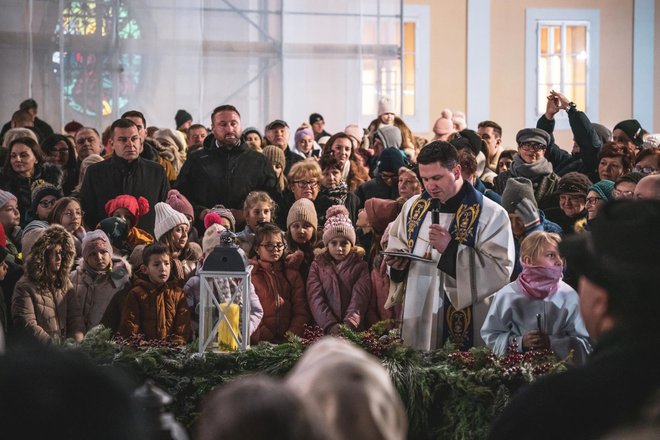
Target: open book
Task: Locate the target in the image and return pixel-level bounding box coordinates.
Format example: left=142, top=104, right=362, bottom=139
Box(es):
left=380, top=250, right=434, bottom=263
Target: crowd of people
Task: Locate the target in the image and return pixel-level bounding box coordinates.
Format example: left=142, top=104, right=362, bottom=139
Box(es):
left=0, top=91, right=659, bottom=439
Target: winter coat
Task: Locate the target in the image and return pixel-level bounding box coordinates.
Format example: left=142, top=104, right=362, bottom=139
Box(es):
left=366, top=258, right=401, bottom=328
left=0, top=162, right=64, bottom=228
left=118, top=275, right=191, bottom=345
left=11, top=224, right=82, bottom=344
left=11, top=276, right=84, bottom=344
left=174, top=136, right=277, bottom=219
left=69, top=257, right=131, bottom=331
left=354, top=177, right=399, bottom=209
left=306, top=249, right=371, bottom=333
left=80, top=154, right=170, bottom=235
left=249, top=258, right=309, bottom=344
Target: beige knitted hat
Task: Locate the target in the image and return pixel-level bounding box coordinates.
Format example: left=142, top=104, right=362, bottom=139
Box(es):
left=286, top=198, right=318, bottom=231
left=262, top=145, right=285, bottom=168
left=322, top=205, right=355, bottom=246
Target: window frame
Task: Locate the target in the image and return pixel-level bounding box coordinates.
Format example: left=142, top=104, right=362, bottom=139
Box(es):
left=525, top=8, right=600, bottom=130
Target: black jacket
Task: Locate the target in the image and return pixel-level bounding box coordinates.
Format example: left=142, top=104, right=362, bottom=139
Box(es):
left=537, top=109, right=601, bottom=182
left=80, top=155, right=169, bottom=234
left=174, top=135, right=277, bottom=218
left=354, top=177, right=399, bottom=209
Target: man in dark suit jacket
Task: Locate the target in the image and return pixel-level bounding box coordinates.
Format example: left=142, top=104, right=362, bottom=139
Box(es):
left=80, top=118, right=169, bottom=235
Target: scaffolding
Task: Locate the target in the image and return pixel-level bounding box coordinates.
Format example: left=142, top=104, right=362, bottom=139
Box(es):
left=0, top=0, right=403, bottom=134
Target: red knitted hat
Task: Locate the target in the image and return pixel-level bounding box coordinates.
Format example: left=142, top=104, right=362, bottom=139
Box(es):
left=0, top=223, right=8, bottom=263
left=166, top=189, right=194, bottom=220
left=104, top=195, right=150, bottom=227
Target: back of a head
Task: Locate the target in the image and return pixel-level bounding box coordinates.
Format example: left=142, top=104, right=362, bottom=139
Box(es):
left=560, top=200, right=660, bottom=335
left=0, top=346, right=145, bottom=440
left=197, top=375, right=331, bottom=440
left=286, top=337, right=408, bottom=440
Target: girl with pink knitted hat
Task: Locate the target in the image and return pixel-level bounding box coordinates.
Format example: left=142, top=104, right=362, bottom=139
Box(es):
left=306, top=205, right=371, bottom=335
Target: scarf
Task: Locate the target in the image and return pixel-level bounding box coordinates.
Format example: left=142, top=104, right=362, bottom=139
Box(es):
left=510, top=154, right=553, bottom=180
left=320, top=182, right=348, bottom=206
left=516, top=262, right=563, bottom=299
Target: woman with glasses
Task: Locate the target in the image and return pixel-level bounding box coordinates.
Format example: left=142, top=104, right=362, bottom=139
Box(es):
left=48, top=197, right=87, bottom=262
left=585, top=180, right=614, bottom=226
left=0, top=137, right=63, bottom=228
left=276, top=159, right=322, bottom=229
left=494, top=128, right=560, bottom=211
left=40, top=134, right=78, bottom=195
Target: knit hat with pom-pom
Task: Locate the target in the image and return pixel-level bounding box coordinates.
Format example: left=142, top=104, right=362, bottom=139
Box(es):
left=30, top=179, right=62, bottom=213
left=322, top=205, right=356, bottom=246
left=104, top=195, right=150, bottom=227
left=166, top=189, right=194, bottom=220
left=202, top=223, right=227, bottom=254
left=204, top=205, right=236, bottom=231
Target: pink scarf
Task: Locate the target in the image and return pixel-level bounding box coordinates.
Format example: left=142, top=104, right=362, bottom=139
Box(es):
left=516, top=262, right=563, bottom=299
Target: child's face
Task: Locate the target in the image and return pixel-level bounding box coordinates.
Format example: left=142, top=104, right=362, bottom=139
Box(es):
left=0, top=199, right=20, bottom=231
left=245, top=133, right=262, bottom=150
left=273, top=163, right=283, bottom=179
left=0, top=261, right=8, bottom=281
left=145, top=253, right=171, bottom=285
left=256, top=232, right=285, bottom=263
left=321, top=168, right=342, bottom=188
left=36, top=196, right=57, bottom=221
left=86, top=240, right=111, bottom=272
left=529, top=243, right=563, bottom=268
left=289, top=221, right=314, bottom=245
left=356, top=209, right=372, bottom=233
left=112, top=207, right=136, bottom=227
left=59, top=201, right=82, bottom=233
left=170, top=224, right=190, bottom=250
left=246, top=202, right=272, bottom=230
left=48, top=244, right=63, bottom=273
left=328, top=237, right=352, bottom=262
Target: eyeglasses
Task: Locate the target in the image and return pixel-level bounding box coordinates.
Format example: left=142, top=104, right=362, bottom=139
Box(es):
left=613, top=189, right=634, bottom=199
left=380, top=172, right=397, bottom=182
left=63, top=210, right=84, bottom=218
left=293, top=180, right=318, bottom=188
left=260, top=243, right=285, bottom=252
left=38, top=199, right=57, bottom=208
left=585, top=196, right=603, bottom=205
left=519, top=142, right=546, bottom=152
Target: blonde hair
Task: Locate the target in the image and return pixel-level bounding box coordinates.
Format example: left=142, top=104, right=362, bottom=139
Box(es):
left=287, top=159, right=322, bottom=185
left=520, top=231, right=561, bottom=264
left=243, top=191, right=277, bottom=218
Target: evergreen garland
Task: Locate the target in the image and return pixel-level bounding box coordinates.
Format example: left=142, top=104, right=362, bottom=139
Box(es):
left=68, top=325, right=566, bottom=439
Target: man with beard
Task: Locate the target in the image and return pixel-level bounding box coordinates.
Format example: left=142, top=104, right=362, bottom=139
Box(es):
left=174, top=105, right=277, bottom=229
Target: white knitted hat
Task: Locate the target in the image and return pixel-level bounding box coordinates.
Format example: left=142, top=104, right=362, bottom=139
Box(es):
left=154, top=201, right=190, bottom=241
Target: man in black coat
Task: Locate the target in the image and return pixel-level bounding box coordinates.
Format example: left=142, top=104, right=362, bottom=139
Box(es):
left=488, top=200, right=660, bottom=440
left=174, top=105, right=277, bottom=229
left=80, top=118, right=169, bottom=235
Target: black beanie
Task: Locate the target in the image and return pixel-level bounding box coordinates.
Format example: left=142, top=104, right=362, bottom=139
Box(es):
left=175, top=109, right=193, bottom=129
left=613, top=119, right=644, bottom=146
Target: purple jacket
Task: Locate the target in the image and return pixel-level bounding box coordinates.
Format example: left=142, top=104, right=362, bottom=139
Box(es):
left=306, top=250, right=371, bottom=333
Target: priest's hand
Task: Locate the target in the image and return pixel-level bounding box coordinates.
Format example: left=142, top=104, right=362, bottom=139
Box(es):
left=429, top=224, right=452, bottom=253
left=385, top=254, right=410, bottom=271
left=522, top=330, right=550, bottom=351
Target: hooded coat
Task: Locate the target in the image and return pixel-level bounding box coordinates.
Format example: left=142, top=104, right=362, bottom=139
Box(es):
left=11, top=225, right=84, bottom=343
left=69, top=256, right=132, bottom=332
left=249, top=258, right=310, bottom=344
left=306, top=248, right=371, bottom=333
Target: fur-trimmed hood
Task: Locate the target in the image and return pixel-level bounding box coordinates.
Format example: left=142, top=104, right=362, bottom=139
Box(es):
left=26, top=224, right=76, bottom=287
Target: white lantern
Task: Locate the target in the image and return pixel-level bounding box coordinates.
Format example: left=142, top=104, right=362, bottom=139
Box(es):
left=198, top=231, right=252, bottom=352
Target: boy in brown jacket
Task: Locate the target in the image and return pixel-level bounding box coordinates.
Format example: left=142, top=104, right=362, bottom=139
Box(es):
left=118, top=243, right=190, bottom=345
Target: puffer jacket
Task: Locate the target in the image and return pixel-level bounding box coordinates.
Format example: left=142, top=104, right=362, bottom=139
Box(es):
left=118, top=274, right=191, bottom=345
left=249, top=258, right=309, bottom=344
left=11, top=276, right=84, bottom=344
left=69, top=257, right=131, bottom=331
left=306, top=248, right=371, bottom=333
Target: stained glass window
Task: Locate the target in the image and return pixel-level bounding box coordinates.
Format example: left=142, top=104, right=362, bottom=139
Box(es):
left=52, top=1, right=142, bottom=116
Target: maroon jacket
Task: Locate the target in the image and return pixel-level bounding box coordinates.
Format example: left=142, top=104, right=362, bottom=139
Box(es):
left=249, top=258, right=310, bottom=344
left=306, top=249, right=371, bottom=333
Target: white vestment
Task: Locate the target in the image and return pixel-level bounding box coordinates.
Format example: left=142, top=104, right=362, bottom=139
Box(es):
left=387, top=194, right=514, bottom=351
left=480, top=280, right=592, bottom=365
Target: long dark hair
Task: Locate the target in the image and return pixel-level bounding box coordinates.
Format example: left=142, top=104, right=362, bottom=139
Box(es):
left=3, top=136, right=47, bottom=178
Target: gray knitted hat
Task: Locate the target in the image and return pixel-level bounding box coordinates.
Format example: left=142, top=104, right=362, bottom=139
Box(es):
left=501, top=177, right=537, bottom=214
